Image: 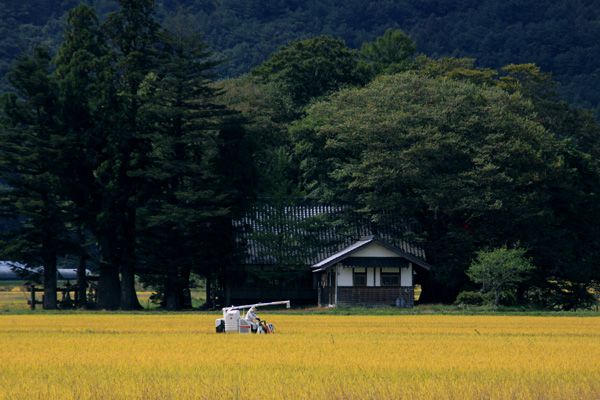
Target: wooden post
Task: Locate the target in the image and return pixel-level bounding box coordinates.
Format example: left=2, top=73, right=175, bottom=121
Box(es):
left=30, top=285, right=35, bottom=310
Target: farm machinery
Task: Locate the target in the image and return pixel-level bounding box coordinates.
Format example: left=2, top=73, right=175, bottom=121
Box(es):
left=215, top=300, right=290, bottom=334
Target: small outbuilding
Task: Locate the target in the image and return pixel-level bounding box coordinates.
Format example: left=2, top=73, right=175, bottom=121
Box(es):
left=313, top=235, right=431, bottom=307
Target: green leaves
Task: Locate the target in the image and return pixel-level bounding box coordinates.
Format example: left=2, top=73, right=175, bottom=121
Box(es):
left=292, top=72, right=588, bottom=301
left=466, top=246, right=535, bottom=306
left=251, top=35, right=360, bottom=107
left=0, top=46, right=65, bottom=309
left=357, top=28, right=416, bottom=81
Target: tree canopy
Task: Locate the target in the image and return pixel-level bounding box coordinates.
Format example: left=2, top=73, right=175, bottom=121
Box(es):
left=251, top=35, right=361, bottom=108
left=357, top=28, right=416, bottom=81
left=291, top=72, right=600, bottom=303
left=0, top=46, right=64, bottom=309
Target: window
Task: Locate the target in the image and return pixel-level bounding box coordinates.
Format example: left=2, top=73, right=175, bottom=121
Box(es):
left=353, top=268, right=366, bottom=286
left=381, top=274, right=399, bottom=286
left=381, top=268, right=400, bottom=286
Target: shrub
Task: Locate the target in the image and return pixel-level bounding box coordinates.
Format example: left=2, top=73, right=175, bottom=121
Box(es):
left=455, top=291, right=484, bottom=306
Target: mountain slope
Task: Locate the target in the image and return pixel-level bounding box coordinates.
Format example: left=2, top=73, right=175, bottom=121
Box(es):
left=0, top=0, right=598, bottom=115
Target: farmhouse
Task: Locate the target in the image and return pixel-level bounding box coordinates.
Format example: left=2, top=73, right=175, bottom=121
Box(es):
left=313, top=235, right=431, bottom=307
left=225, top=204, right=432, bottom=307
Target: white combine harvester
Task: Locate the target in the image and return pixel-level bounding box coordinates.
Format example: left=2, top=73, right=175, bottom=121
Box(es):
left=215, top=300, right=290, bottom=334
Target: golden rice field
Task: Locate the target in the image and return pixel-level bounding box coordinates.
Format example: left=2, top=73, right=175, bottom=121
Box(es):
left=1, top=313, right=600, bottom=399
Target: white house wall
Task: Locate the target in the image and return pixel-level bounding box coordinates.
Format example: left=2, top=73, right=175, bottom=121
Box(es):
left=335, top=263, right=413, bottom=287
left=401, top=263, right=413, bottom=287
left=337, top=264, right=353, bottom=286
left=370, top=268, right=377, bottom=286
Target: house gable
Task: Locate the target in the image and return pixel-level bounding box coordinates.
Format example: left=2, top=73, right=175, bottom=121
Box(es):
left=353, top=243, right=403, bottom=258
left=312, top=235, right=431, bottom=272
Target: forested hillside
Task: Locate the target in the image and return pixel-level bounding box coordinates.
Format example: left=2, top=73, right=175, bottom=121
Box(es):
left=1, top=0, right=599, bottom=116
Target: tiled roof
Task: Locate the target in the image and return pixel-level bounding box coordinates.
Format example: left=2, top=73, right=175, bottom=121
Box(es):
left=233, top=205, right=427, bottom=266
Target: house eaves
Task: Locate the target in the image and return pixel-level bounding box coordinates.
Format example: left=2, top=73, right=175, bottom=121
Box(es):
left=312, top=235, right=432, bottom=272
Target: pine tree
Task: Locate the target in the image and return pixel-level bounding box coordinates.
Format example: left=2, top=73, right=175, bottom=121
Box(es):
left=0, top=47, right=65, bottom=309
left=94, top=0, right=163, bottom=310
left=130, top=8, right=264, bottom=309
left=135, top=12, right=232, bottom=309
left=53, top=4, right=113, bottom=308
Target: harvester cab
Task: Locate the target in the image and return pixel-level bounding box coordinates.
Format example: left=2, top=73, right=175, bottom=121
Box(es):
left=215, top=300, right=290, bottom=334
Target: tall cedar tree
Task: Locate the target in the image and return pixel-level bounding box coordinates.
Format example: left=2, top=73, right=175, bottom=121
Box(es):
left=135, top=14, right=230, bottom=310
left=53, top=4, right=112, bottom=308
left=0, top=47, right=65, bottom=309
left=96, top=0, right=162, bottom=309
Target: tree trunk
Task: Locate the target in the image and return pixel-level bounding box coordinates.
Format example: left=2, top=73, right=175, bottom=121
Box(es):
left=120, top=261, right=142, bottom=310
left=76, top=227, right=88, bottom=309
left=95, top=223, right=122, bottom=309
left=181, top=264, right=192, bottom=309
left=97, top=264, right=121, bottom=310
left=76, top=257, right=88, bottom=309
left=43, top=255, right=57, bottom=310
left=418, top=213, right=446, bottom=304
left=119, top=211, right=142, bottom=310
left=164, top=280, right=183, bottom=311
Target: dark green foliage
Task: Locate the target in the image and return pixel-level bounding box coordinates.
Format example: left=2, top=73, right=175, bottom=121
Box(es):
left=410, top=56, right=499, bottom=86
left=454, top=291, right=484, bottom=306
left=357, top=28, right=416, bottom=82
left=251, top=35, right=361, bottom=108
left=0, top=47, right=64, bottom=309
left=292, top=72, right=600, bottom=305
left=215, top=76, right=300, bottom=203
left=2, top=0, right=599, bottom=116
left=89, top=0, right=165, bottom=310
left=0, top=0, right=245, bottom=310
left=467, top=246, right=535, bottom=307
left=407, top=58, right=600, bottom=307
left=53, top=4, right=112, bottom=308
left=529, top=281, right=596, bottom=311
left=134, top=13, right=242, bottom=310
